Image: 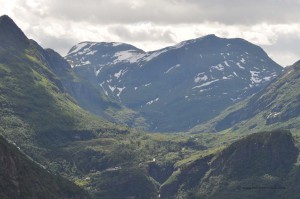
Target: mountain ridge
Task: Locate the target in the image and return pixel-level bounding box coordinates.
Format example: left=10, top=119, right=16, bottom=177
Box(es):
left=66, top=35, right=283, bottom=132
left=0, top=15, right=166, bottom=198
left=1, top=14, right=300, bottom=199
left=0, top=15, right=29, bottom=49
left=190, top=59, right=300, bottom=133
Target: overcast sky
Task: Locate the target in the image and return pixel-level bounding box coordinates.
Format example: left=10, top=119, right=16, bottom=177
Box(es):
left=1, top=0, right=300, bottom=66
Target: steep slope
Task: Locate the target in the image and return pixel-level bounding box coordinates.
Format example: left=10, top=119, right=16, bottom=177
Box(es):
left=0, top=135, right=90, bottom=199
left=191, top=60, right=300, bottom=133
left=66, top=35, right=283, bottom=132
left=38, top=45, right=133, bottom=123
left=0, top=15, right=128, bottom=148
left=66, top=42, right=149, bottom=129
left=2, top=15, right=298, bottom=199
left=0, top=15, right=29, bottom=49
left=160, top=130, right=300, bottom=199
left=0, top=15, right=155, bottom=198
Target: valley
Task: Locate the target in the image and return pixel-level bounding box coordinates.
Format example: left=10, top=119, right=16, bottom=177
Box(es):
left=0, top=14, right=300, bottom=199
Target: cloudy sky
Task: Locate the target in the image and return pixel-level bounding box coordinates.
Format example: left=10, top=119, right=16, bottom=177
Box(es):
left=1, top=0, right=300, bottom=66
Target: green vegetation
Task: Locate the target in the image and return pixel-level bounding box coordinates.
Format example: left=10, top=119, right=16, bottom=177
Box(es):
left=2, top=15, right=300, bottom=199
left=160, top=130, right=300, bottom=199
left=0, top=135, right=90, bottom=199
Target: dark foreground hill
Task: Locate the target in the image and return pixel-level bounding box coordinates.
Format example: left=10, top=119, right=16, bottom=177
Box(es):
left=0, top=135, right=90, bottom=199
left=160, top=130, right=300, bottom=199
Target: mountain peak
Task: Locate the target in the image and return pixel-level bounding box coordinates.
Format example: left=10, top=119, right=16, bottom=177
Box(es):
left=193, top=34, right=220, bottom=42
left=201, top=34, right=218, bottom=39
left=0, top=15, right=29, bottom=49
left=0, top=15, right=11, bottom=21
left=67, top=41, right=144, bottom=56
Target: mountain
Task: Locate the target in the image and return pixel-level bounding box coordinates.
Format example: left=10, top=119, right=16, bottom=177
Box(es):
left=66, top=35, right=283, bottom=132
left=0, top=15, right=164, bottom=198
left=0, top=15, right=128, bottom=149
left=2, top=15, right=299, bottom=199
left=40, top=46, right=134, bottom=122
left=0, top=15, right=29, bottom=49
left=0, top=135, right=90, bottom=199
left=191, top=60, right=300, bottom=133
left=160, top=130, right=300, bottom=199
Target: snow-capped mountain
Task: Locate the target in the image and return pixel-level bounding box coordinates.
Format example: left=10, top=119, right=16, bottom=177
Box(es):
left=66, top=35, right=283, bottom=132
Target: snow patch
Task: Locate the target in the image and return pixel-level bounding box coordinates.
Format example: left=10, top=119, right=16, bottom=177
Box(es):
left=108, top=85, right=116, bottom=92
left=143, top=49, right=167, bottom=62
left=69, top=42, right=88, bottom=54
left=230, top=97, right=241, bottom=102
left=112, top=42, right=123, bottom=47
left=165, top=64, right=181, bottom=74
left=224, top=61, right=230, bottom=67
left=250, top=71, right=262, bottom=84
left=99, top=82, right=108, bottom=96
left=172, top=41, right=190, bottom=49
left=237, top=62, right=245, bottom=69
left=113, top=50, right=144, bottom=64
left=222, top=76, right=231, bottom=80
left=199, top=88, right=212, bottom=93
left=95, top=67, right=103, bottom=76
left=78, top=43, right=97, bottom=55
left=114, top=69, right=128, bottom=79
left=192, top=79, right=219, bottom=89
left=146, top=98, right=159, bottom=105
left=86, top=50, right=97, bottom=55
left=211, top=64, right=224, bottom=71
left=116, top=87, right=125, bottom=97
left=194, top=74, right=208, bottom=83
left=81, top=60, right=91, bottom=66
left=263, top=76, right=272, bottom=81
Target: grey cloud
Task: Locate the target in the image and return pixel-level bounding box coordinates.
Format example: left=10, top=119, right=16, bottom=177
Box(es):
left=32, top=0, right=300, bottom=25
left=31, top=32, right=78, bottom=56
left=108, top=25, right=175, bottom=43
left=41, top=38, right=77, bottom=56
left=6, top=0, right=300, bottom=65
left=264, top=34, right=300, bottom=53
left=262, top=34, right=300, bottom=65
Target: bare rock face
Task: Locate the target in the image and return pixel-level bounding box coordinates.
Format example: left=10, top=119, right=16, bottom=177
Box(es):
left=66, top=35, right=282, bottom=132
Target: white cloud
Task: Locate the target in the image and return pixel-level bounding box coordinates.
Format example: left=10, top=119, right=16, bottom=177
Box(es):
left=0, top=0, right=300, bottom=65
